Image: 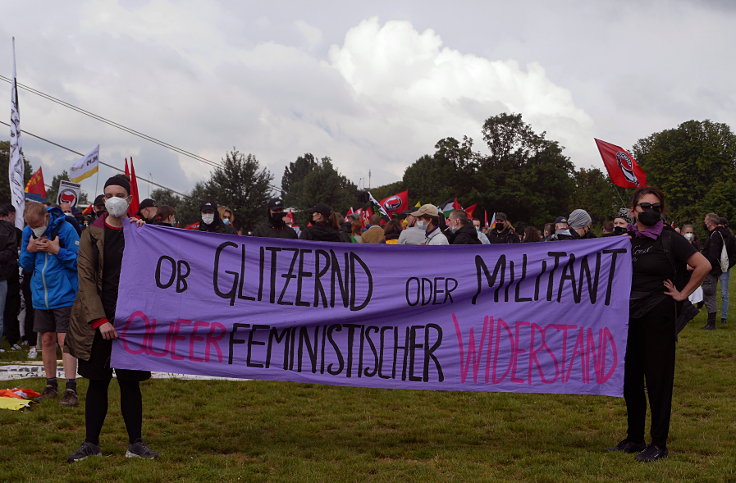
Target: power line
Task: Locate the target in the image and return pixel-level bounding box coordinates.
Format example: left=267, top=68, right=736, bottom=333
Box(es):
left=0, top=119, right=189, bottom=198
left=0, top=74, right=220, bottom=169
left=0, top=74, right=284, bottom=194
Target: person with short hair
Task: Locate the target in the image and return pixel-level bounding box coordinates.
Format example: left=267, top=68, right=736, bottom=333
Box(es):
left=716, top=217, right=732, bottom=325
left=136, top=199, right=157, bottom=223
left=252, top=198, right=298, bottom=239
left=361, top=214, right=386, bottom=244
left=199, top=201, right=235, bottom=234
left=701, top=212, right=729, bottom=330
left=411, top=204, right=448, bottom=246
left=152, top=205, right=177, bottom=227
left=472, top=218, right=491, bottom=244
left=65, top=174, right=158, bottom=462
left=488, top=212, right=519, bottom=244
left=19, top=201, right=80, bottom=406
left=300, top=203, right=343, bottom=242
left=446, top=210, right=480, bottom=244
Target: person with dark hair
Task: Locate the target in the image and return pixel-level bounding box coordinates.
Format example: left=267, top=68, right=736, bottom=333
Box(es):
left=522, top=226, right=542, bottom=243
left=716, top=217, right=732, bottom=325
left=253, top=198, right=297, bottom=239
left=446, top=209, right=480, bottom=244
left=20, top=201, right=80, bottom=406
left=65, top=174, right=158, bottom=462
left=152, top=205, right=177, bottom=227
left=411, top=204, right=448, bottom=246
left=601, top=220, right=614, bottom=236
left=362, top=214, right=386, bottom=244
left=701, top=212, right=731, bottom=329
left=542, top=222, right=555, bottom=240
left=383, top=219, right=403, bottom=244
left=136, top=199, right=157, bottom=224
left=299, top=203, right=343, bottom=242
left=608, top=187, right=710, bottom=462
left=199, top=201, right=235, bottom=234
left=0, top=204, right=18, bottom=352
left=488, top=212, right=519, bottom=244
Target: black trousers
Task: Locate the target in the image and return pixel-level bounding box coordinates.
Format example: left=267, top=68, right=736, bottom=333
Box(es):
left=624, top=297, right=677, bottom=447
left=3, top=268, right=20, bottom=345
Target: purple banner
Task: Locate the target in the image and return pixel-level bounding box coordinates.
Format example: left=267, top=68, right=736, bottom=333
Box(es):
left=111, top=224, right=632, bottom=396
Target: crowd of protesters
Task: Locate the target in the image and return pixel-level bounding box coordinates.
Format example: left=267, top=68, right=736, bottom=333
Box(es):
left=1, top=179, right=734, bottom=464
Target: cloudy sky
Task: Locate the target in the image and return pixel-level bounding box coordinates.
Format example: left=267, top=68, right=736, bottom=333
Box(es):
left=2, top=0, right=735, bottom=199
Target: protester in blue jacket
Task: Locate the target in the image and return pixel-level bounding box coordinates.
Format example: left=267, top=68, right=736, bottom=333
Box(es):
left=19, top=202, right=80, bottom=406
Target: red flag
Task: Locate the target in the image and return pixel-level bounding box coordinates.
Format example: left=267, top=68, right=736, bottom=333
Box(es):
left=24, top=167, right=46, bottom=197
left=378, top=190, right=409, bottom=216
left=465, top=203, right=477, bottom=219
left=128, top=156, right=141, bottom=215
left=345, top=207, right=354, bottom=222
left=452, top=197, right=461, bottom=210
left=184, top=222, right=200, bottom=230
left=124, top=158, right=130, bottom=177
left=484, top=209, right=489, bottom=227
left=594, top=138, right=648, bottom=188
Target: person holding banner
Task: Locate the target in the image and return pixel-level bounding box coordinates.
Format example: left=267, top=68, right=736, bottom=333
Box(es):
left=609, top=187, right=710, bottom=462
left=65, top=175, right=158, bottom=462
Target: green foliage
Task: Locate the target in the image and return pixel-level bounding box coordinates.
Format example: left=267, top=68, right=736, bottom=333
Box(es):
left=282, top=154, right=358, bottom=222
left=175, top=149, right=273, bottom=232
left=0, top=139, right=33, bottom=204
left=569, top=168, right=624, bottom=225
left=150, top=188, right=184, bottom=212
left=632, top=120, right=736, bottom=224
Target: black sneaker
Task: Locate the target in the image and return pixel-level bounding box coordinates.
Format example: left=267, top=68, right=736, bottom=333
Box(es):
left=125, top=440, right=159, bottom=459
left=40, top=385, right=58, bottom=399
left=635, top=444, right=668, bottom=462
left=607, top=439, right=646, bottom=453
left=67, top=442, right=102, bottom=463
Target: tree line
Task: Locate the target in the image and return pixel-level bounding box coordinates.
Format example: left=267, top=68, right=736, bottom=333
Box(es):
left=2, top=114, right=735, bottom=236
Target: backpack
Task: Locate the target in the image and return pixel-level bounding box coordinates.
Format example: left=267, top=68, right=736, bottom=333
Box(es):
left=716, top=229, right=736, bottom=270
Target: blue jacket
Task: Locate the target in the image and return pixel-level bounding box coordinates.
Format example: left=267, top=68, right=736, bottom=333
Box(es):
left=19, top=206, right=80, bottom=310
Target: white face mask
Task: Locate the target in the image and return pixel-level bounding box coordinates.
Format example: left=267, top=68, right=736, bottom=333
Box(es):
left=684, top=232, right=694, bottom=241
left=32, top=225, right=47, bottom=238
left=105, top=197, right=129, bottom=218
left=202, top=213, right=215, bottom=225
left=416, top=220, right=427, bottom=230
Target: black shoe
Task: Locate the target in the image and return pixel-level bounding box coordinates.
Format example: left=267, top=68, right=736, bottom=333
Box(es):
left=635, top=444, right=668, bottom=462
left=721, top=318, right=727, bottom=325
left=607, top=439, right=646, bottom=453
left=125, top=440, right=159, bottom=459
left=67, top=442, right=102, bottom=463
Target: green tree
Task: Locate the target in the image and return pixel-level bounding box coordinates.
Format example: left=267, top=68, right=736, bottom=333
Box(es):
left=285, top=156, right=358, bottom=222
left=632, top=119, right=736, bottom=224
left=177, top=149, right=273, bottom=232
left=150, top=188, right=184, bottom=212
left=0, top=140, right=33, bottom=203
left=281, top=153, right=318, bottom=202
left=569, top=168, right=623, bottom=226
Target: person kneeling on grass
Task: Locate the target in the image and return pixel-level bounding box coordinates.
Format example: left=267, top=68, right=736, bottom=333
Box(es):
left=65, top=175, right=158, bottom=462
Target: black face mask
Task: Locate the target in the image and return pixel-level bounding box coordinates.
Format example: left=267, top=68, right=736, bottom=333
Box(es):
left=496, top=223, right=505, bottom=231
left=637, top=210, right=660, bottom=227
left=270, top=212, right=284, bottom=225
left=613, top=226, right=628, bottom=235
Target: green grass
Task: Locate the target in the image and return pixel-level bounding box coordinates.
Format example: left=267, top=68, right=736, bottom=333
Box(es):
left=2, top=293, right=735, bottom=481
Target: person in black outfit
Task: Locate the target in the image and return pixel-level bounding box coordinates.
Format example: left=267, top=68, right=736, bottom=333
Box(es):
left=446, top=209, right=481, bottom=244
left=299, top=203, right=343, bottom=242
left=608, top=187, right=710, bottom=462
left=66, top=175, right=158, bottom=462
left=700, top=212, right=728, bottom=330
left=488, top=212, right=520, bottom=244
left=199, top=201, right=235, bottom=234
left=252, top=198, right=298, bottom=239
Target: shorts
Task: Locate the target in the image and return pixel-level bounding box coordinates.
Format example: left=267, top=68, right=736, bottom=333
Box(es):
left=33, top=306, right=72, bottom=334
left=78, top=330, right=151, bottom=382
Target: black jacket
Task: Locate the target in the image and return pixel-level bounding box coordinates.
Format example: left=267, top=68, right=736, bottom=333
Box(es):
left=0, top=220, right=19, bottom=281
left=253, top=220, right=298, bottom=239
left=702, top=226, right=729, bottom=275
left=299, top=222, right=343, bottom=242
left=488, top=226, right=520, bottom=244
left=450, top=224, right=481, bottom=245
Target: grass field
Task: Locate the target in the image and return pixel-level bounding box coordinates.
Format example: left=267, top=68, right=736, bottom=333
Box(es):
left=2, top=295, right=735, bottom=482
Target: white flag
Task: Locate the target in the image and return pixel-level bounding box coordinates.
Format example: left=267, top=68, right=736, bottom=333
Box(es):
left=9, top=37, right=25, bottom=230
left=69, top=144, right=100, bottom=183
left=367, top=191, right=389, bottom=218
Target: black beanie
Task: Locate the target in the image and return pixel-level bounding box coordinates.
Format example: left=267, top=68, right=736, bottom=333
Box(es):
left=104, top=174, right=131, bottom=194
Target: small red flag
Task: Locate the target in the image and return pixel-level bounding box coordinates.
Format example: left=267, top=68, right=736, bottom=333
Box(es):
left=484, top=209, right=489, bottom=227
left=465, top=203, right=477, bottom=219
left=378, top=190, right=409, bottom=216
left=594, top=138, right=648, bottom=188
left=128, top=156, right=141, bottom=215
left=25, top=167, right=46, bottom=197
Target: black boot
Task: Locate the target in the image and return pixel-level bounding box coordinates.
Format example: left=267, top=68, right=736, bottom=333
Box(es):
left=721, top=317, right=727, bottom=325
left=702, top=312, right=716, bottom=330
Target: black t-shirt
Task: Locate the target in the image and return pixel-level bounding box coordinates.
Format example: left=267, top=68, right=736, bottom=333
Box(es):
left=102, top=223, right=125, bottom=320
left=631, top=231, right=695, bottom=294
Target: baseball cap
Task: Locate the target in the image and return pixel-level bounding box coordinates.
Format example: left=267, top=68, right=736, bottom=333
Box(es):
left=410, top=204, right=439, bottom=217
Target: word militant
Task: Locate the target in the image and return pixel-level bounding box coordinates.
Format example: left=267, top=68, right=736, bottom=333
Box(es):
left=452, top=314, right=618, bottom=385
left=118, top=311, right=445, bottom=383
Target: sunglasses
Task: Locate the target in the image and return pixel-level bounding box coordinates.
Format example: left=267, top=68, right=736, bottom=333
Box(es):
left=637, top=202, right=662, bottom=212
